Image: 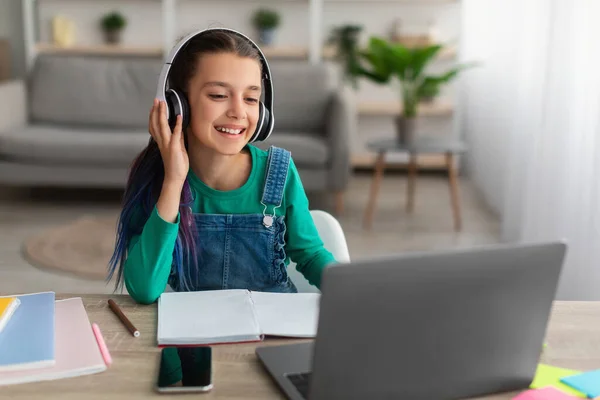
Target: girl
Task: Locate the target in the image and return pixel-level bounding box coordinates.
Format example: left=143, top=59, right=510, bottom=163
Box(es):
left=107, top=29, right=337, bottom=304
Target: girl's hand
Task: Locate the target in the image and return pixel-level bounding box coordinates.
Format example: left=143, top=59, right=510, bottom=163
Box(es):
left=149, top=99, right=189, bottom=187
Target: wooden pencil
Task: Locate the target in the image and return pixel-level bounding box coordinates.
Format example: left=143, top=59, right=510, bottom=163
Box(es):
left=108, top=299, right=140, bottom=337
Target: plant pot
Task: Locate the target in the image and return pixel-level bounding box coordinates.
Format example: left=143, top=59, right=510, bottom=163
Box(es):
left=395, top=115, right=417, bottom=146
left=258, top=28, right=276, bottom=45
left=103, top=29, right=122, bottom=44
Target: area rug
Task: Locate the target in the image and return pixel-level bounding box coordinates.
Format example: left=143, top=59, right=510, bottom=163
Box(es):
left=22, top=215, right=119, bottom=281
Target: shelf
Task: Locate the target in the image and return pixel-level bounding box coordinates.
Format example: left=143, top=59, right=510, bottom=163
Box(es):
left=33, top=42, right=453, bottom=63
left=261, top=46, right=308, bottom=59
left=262, top=45, right=337, bottom=59
left=327, top=0, right=457, bottom=3
left=358, top=100, right=453, bottom=116
left=36, top=43, right=163, bottom=57
left=433, top=45, right=457, bottom=60
left=36, top=43, right=309, bottom=58
left=33, top=43, right=335, bottom=60
left=324, top=44, right=456, bottom=61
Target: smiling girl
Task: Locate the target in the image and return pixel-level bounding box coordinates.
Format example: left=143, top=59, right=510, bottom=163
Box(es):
left=107, top=29, right=336, bottom=304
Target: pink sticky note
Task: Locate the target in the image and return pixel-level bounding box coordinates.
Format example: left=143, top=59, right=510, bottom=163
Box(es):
left=513, top=387, right=582, bottom=400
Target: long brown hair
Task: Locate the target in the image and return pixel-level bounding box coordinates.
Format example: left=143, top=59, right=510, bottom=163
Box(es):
left=108, top=30, right=263, bottom=294
left=170, top=29, right=262, bottom=94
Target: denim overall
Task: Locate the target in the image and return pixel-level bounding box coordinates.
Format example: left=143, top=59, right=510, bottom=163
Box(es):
left=169, top=146, right=298, bottom=294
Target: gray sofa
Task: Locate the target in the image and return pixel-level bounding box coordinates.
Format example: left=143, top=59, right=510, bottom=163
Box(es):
left=0, top=54, right=355, bottom=213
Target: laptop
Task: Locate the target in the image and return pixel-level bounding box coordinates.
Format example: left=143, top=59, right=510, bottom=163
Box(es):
left=255, top=241, right=567, bottom=400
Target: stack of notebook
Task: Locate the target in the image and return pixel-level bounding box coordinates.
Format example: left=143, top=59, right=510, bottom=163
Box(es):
left=0, top=292, right=107, bottom=386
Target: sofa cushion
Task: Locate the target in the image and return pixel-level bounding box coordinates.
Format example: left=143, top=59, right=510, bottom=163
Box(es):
left=29, top=54, right=162, bottom=129
left=255, top=133, right=329, bottom=168
left=0, top=124, right=149, bottom=167
left=0, top=126, right=329, bottom=169
left=269, top=61, right=338, bottom=133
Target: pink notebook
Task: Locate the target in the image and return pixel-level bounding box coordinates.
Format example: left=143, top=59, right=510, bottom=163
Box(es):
left=0, top=297, right=107, bottom=386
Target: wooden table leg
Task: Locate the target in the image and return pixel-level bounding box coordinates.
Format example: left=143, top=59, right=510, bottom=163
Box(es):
left=445, top=152, right=462, bottom=232
left=363, top=151, right=386, bottom=229
left=406, top=152, right=417, bottom=213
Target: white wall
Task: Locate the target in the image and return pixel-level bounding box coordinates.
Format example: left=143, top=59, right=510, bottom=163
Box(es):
left=37, top=0, right=164, bottom=47
left=178, top=1, right=310, bottom=47
left=460, top=0, right=600, bottom=301
left=458, top=0, right=516, bottom=215
left=35, top=1, right=461, bottom=51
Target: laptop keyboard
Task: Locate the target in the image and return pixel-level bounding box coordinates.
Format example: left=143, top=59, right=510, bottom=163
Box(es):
left=286, top=372, right=312, bottom=398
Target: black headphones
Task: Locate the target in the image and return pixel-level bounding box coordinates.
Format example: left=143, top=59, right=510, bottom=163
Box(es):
left=155, top=28, right=274, bottom=143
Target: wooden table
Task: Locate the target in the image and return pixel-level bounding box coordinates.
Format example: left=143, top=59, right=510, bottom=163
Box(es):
left=3, top=295, right=600, bottom=400
left=363, top=137, right=467, bottom=231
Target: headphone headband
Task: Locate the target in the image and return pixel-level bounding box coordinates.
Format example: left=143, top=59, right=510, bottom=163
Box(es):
left=155, top=28, right=274, bottom=142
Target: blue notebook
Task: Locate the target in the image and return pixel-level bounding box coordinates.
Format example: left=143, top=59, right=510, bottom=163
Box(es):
left=0, top=292, right=55, bottom=371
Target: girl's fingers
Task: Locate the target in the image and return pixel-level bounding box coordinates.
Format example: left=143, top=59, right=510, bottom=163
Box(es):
left=173, top=113, right=182, bottom=134
left=150, top=99, right=162, bottom=145
left=179, top=116, right=185, bottom=149
left=158, top=101, right=172, bottom=146
left=171, top=114, right=183, bottom=150
left=148, top=100, right=154, bottom=130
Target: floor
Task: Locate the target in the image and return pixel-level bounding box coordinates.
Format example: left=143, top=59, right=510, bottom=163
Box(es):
left=0, top=171, right=501, bottom=295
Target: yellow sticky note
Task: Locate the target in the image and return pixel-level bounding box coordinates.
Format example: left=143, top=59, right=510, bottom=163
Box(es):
left=530, top=364, right=587, bottom=398
left=0, top=297, right=17, bottom=317
left=0, top=297, right=20, bottom=333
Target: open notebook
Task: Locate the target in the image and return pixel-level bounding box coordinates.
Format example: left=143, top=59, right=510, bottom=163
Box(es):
left=0, top=297, right=107, bottom=386
left=158, top=289, right=320, bottom=346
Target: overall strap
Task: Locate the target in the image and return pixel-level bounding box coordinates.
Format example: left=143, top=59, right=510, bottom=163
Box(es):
left=261, top=146, right=291, bottom=225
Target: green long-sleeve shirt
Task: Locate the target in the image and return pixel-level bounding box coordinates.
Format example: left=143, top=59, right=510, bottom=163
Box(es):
left=123, top=144, right=336, bottom=304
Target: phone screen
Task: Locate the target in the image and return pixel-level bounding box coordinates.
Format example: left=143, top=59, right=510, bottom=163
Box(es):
left=156, top=346, right=213, bottom=393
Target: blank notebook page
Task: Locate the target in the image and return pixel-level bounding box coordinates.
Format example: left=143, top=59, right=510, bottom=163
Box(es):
left=158, top=290, right=262, bottom=345
left=250, top=292, right=320, bottom=338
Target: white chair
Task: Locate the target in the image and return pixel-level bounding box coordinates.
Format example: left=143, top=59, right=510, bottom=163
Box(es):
left=287, top=210, right=351, bottom=293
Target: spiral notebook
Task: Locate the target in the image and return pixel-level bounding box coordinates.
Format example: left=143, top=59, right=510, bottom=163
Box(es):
left=157, top=289, right=320, bottom=346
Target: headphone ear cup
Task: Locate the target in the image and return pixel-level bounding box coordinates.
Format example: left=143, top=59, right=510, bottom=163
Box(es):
left=181, top=93, right=190, bottom=129
left=165, top=89, right=190, bottom=131
left=250, top=102, right=271, bottom=143
left=259, top=103, right=271, bottom=141
left=249, top=102, right=264, bottom=143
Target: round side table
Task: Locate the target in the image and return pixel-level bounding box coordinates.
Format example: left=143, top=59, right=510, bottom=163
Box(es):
left=362, top=137, right=467, bottom=231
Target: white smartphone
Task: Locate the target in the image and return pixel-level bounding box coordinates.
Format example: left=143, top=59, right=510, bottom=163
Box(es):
left=156, top=346, right=213, bottom=393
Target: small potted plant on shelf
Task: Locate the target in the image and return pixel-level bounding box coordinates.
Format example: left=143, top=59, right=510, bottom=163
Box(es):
left=354, top=36, right=476, bottom=145
left=100, top=11, right=126, bottom=45
left=251, top=8, right=281, bottom=46
left=327, top=24, right=363, bottom=88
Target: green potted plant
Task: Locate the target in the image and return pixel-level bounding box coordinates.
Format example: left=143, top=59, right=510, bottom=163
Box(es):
left=251, top=8, right=281, bottom=45
left=100, top=11, right=126, bottom=44
left=327, top=24, right=363, bottom=88
left=355, top=36, right=475, bottom=144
